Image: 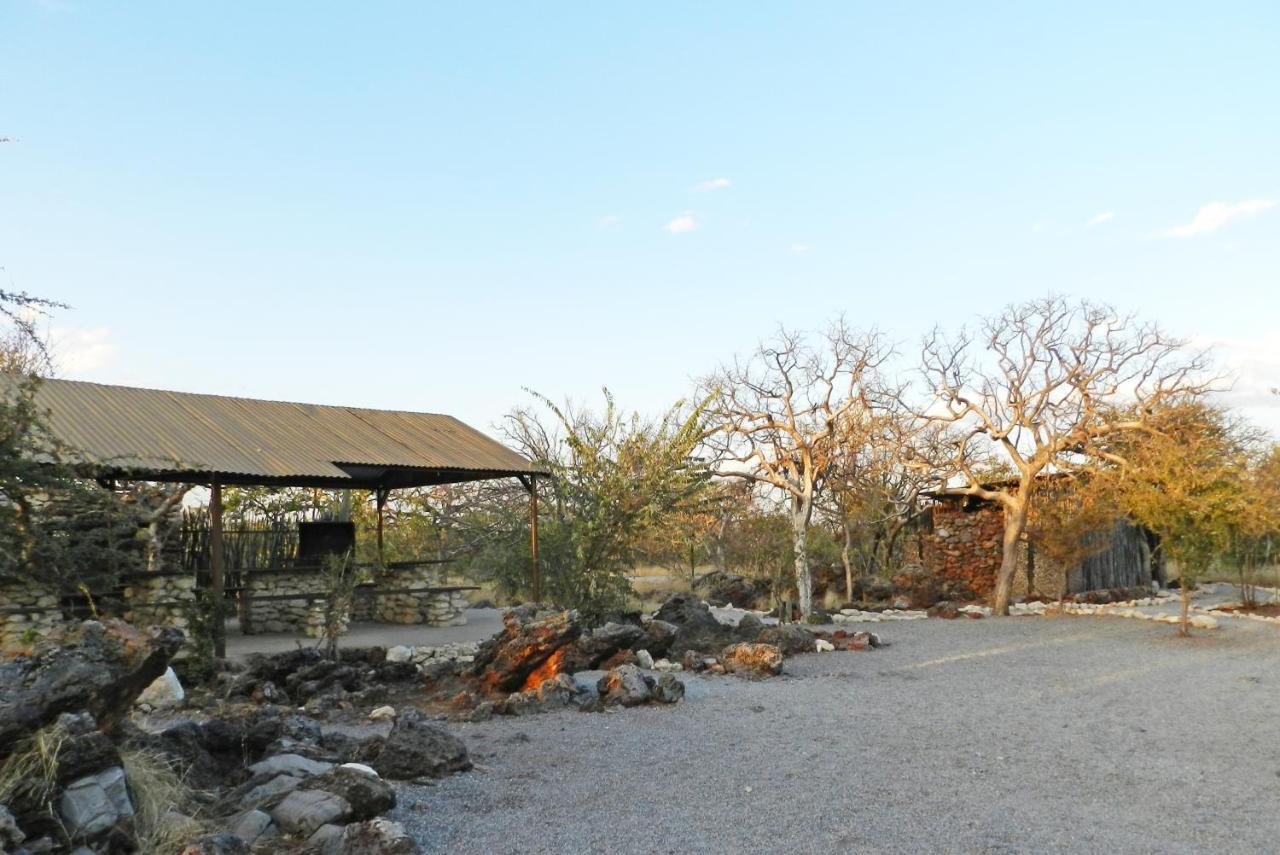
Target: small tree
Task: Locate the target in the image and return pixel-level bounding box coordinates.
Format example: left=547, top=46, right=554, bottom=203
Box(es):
left=1108, top=403, right=1251, bottom=635
left=704, top=321, right=890, bottom=620
left=911, top=296, right=1209, bottom=614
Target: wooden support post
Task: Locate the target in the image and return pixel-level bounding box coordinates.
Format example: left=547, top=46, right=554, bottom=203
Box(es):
left=209, top=478, right=226, bottom=658
left=519, top=475, right=541, bottom=603
left=375, top=487, right=389, bottom=566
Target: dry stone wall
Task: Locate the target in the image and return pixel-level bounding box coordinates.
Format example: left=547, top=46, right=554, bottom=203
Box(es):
left=921, top=502, right=1006, bottom=599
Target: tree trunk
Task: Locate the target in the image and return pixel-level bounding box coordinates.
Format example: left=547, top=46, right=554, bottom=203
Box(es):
left=842, top=519, right=854, bottom=604
left=791, top=495, right=814, bottom=620
left=993, top=499, right=1029, bottom=616
left=1179, top=581, right=1191, bottom=637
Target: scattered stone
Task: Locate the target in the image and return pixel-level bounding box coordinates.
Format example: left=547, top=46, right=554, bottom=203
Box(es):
left=815, top=639, right=835, bottom=652
left=369, top=705, right=396, bottom=722
left=179, top=833, right=251, bottom=855
left=301, top=766, right=395, bottom=821
left=271, top=788, right=352, bottom=837
left=652, top=673, right=685, bottom=704
left=653, top=594, right=735, bottom=654
left=247, top=752, right=333, bottom=779
left=136, top=666, right=185, bottom=709
left=651, top=658, right=683, bottom=672
left=373, top=710, right=471, bottom=780
left=720, top=642, right=784, bottom=678
left=324, top=818, right=419, bottom=855
left=469, top=607, right=582, bottom=695
left=58, top=767, right=132, bottom=843
left=696, top=571, right=766, bottom=609
left=635, top=649, right=655, bottom=669
left=597, top=664, right=652, bottom=707
left=756, top=624, right=816, bottom=655
left=641, top=619, right=678, bottom=658
left=228, top=809, right=274, bottom=844
left=385, top=646, right=413, bottom=664
left=566, top=622, right=645, bottom=670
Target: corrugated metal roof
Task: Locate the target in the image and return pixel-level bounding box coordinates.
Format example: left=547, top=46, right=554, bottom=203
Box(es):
left=6, top=376, right=542, bottom=487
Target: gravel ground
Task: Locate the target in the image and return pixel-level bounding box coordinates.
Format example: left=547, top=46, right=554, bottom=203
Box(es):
left=391, top=612, right=1280, bottom=854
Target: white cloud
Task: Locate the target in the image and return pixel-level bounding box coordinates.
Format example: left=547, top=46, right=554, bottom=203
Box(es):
left=789, top=244, right=810, bottom=255
left=1193, top=335, right=1280, bottom=438
left=1086, top=211, right=1115, bottom=228
left=50, top=326, right=115, bottom=375
left=692, top=177, right=731, bottom=192
left=1160, top=199, right=1274, bottom=239
left=664, top=212, right=698, bottom=234
left=598, top=214, right=621, bottom=228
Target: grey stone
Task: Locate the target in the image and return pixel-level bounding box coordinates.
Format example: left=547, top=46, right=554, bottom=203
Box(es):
left=301, top=766, right=395, bottom=820
left=597, top=664, right=652, bottom=707
left=236, top=772, right=303, bottom=809
left=324, top=818, right=419, bottom=854
left=652, top=673, right=686, bottom=704
left=635, top=649, right=655, bottom=669
left=0, top=803, right=25, bottom=848
left=247, top=752, right=333, bottom=778
left=58, top=776, right=117, bottom=840
left=373, top=710, right=471, bottom=780
left=97, top=765, right=134, bottom=819
left=271, top=788, right=352, bottom=836
left=228, top=809, right=274, bottom=843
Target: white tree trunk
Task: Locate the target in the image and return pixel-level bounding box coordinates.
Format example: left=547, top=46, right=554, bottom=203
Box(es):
left=792, top=495, right=814, bottom=620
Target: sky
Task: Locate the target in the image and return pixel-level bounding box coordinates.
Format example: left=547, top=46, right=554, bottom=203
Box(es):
left=2, top=2, right=1278, bottom=437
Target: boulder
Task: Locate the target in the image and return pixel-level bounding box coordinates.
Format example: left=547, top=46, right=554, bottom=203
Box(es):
left=369, top=705, right=396, bottom=722
left=0, top=620, right=184, bottom=752
left=373, top=711, right=471, bottom=780
left=565, top=622, right=645, bottom=670
left=271, top=788, right=352, bottom=837
left=652, top=673, right=685, bottom=704
left=469, top=607, right=582, bottom=694
left=301, top=766, right=395, bottom=821
left=634, top=649, right=655, bottom=669
left=720, top=642, right=784, bottom=678
left=596, top=664, right=651, bottom=707
left=653, top=594, right=734, bottom=654
left=136, top=666, right=185, bottom=710
left=927, top=601, right=960, bottom=620
left=228, top=809, right=275, bottom=844
left=248, top=752, right=333, bottom=779
left=640, top=620, right=677, bottom=658
left=696, top=571, right=766, bottom=609
left=755, top=624, right=815, bottom=655
left=58, top=766, right=133, bottom=844
left=322, top=818, right=419, bottom=855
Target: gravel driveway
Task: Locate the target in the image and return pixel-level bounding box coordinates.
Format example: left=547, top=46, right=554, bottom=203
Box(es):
left=393, top=613, right=1280, bottom=854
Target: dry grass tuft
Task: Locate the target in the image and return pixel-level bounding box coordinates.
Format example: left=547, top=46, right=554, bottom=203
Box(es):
left=120, top=746, right=208, bottom=854
left=0, top=725, right=69, bottom=829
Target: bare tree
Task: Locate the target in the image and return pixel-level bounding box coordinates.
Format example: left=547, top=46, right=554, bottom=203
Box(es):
left=910, top=296, right=1210, bottom=614
left=703, top=321, right=891, bottom=620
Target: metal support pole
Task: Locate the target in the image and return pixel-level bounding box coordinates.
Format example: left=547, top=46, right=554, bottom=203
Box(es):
left=209, top=478, right=226, bottom=658
left=375, top=487, right=388, bottom=566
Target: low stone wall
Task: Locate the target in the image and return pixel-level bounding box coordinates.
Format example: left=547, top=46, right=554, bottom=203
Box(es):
left=121, top=572, right=196, bottom=631
left=240, top=571, right=339, bottom=636
left=373, top=567, right=468, bottom=627
left=0, top=584, right=65, bottom=653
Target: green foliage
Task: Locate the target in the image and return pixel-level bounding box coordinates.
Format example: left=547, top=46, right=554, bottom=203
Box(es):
left=469, top=390, right=712, bottom=622
left=0, top=374, right=145, bottom=590
left=318, top=549, right=358, bottom=658
left=179, top=587, right=223, bottom=683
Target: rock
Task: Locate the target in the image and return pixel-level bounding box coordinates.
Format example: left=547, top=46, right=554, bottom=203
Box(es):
left=815, top=639, right=835, bottom=652
left=323, top=818, right=419, bottom=855
left=1190, top=615, right=1219, bottom=630
left=720, top=642, right=784, bottom=678
left=596, top=664, right=652, bottom=707
left=369, top=705, right=396, bottom=722
left=736, top=613, right=764, bottom=634
left=566, top=622, right=645, bottom=670
left=59, top=766, right=133, bottom=843
left=653, top=593, right=734, bottom=653
left=179, top=833, right=251, bottom=855
left=233, top=773, right=304, bottom=810
left=247, top=753, right=333, bottom=779
left=696, top=571, right=766, bottom=609
left=54, top=713, right=121, bottom=783
left=340, top=762, right=379, bottom=776
left=634, top=649, right=655, bottom=669
left=469, top=607, right=582, bottom=694
left=651, top=658, right=683, bottom=672
left=927, top=601, right=959, bottom=619
left=652, top=673, right=685, bottom=704
left=0, top=804, right=24, bottom=850
left=373, top=710, right=471, bottom=780
left=271, top=788, right=352, bottom=836
left=301, top=766, right=395, bottom=821
left=755, top=624, right=815, bottom=655
left=0, top=620, right=185, bottom=752
left=228, top=809, right=274, bottom=844
left=641, top=620, right=678, bottom=658
left=136, top=666, right=185, bottom=709
left=385, top=646, right=413, bottom=664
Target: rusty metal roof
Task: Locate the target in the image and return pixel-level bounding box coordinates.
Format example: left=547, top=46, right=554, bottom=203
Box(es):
left=9, top=376, right=543, bottom=488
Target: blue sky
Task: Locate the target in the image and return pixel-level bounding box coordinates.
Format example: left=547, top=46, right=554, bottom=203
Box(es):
left=2, top=2, right=1278, bottom=434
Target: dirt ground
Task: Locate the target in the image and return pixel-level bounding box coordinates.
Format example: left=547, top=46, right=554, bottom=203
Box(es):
left=391, top=610, right=1280, bottom=854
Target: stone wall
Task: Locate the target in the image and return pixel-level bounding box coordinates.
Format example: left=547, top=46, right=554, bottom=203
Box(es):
left=373, top=567, right=467, bottom=627
left=921, top=500, right=1005, bottom=599
left=241, top=570, right=335, bottom=637
left=121, top=572, right=196, bottom=631
left=0, top=584, right=65, bottom=654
